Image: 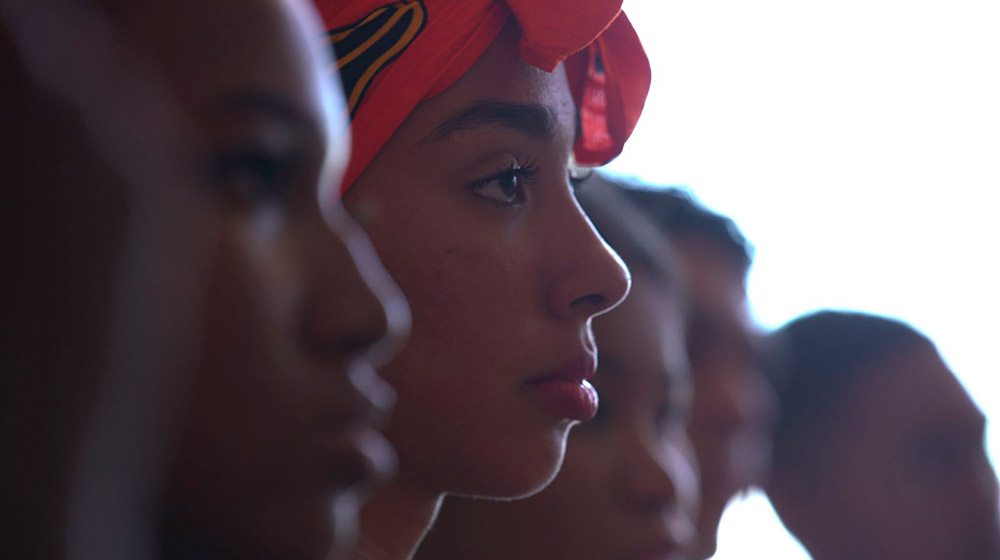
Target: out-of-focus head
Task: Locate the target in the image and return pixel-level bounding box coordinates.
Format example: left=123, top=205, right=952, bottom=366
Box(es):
left=312, top=0, right=650, bottom=500
left=2, top=8, right=136, bottom=557
left=3, top=1, right=409, bottom=558
left=415, top=181, right=700, bottom=560
left=767, top=311, right=1000, bottom=560
left=616, top=178, right=776, bottom=558
left=98, top=1, right=410, bottom=558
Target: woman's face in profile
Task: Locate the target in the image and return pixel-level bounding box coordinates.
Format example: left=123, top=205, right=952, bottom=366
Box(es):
left=105, top=0, right=409, bottom=558
left=420, top=272, right=699, bottom=560
left=344, top=22, right=631, bottom=499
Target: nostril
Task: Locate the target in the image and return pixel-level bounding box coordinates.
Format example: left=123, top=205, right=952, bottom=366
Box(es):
left=339, top=328, right=386, bottom=357
left=637, top=494, right=673, bottom=516
left=569, top=293, right=606, bottom=309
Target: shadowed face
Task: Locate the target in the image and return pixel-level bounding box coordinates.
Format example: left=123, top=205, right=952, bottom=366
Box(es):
left=343, top=22, right=631, bottom=499
left=670, top=235, right=776, bottom=558
left=796, top=343, right=1000, bottom=560
left=415, top=272, right=698, bottom=560
left=97, top=1, right=410, bottom=558
left=516, top=274, right=698, bottom=560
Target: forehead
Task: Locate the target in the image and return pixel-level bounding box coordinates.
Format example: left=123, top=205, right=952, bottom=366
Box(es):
left=670, top=236, right=746, bottom=310
left=107, top=0, right=329, bottom=117
left=669, top=236, right=751, bottom=342
left=844, top=343, right=983, bottom=441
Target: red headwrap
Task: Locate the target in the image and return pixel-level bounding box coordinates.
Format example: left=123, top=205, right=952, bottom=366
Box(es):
left=316, top=0, right=650, bottom=192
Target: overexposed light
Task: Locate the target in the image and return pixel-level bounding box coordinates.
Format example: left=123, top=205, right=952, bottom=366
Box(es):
left=613, top=1, right=1000, bottom=557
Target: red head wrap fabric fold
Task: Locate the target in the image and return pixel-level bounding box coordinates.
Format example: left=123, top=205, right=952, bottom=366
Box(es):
left=315, top=0, right=650, bottom=193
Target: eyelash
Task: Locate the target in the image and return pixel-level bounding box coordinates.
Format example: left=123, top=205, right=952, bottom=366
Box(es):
left=211, top=150, right=296, bottom=206
left=469, top=158, right=540, bottom=206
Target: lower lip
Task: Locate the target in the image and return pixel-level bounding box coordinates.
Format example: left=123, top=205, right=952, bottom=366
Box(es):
left=321, top=427, right=397, bottom=491
left=526, top=379, right=598, bottom=421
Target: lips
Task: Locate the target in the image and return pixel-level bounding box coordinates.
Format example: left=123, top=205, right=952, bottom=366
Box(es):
left=315, top=367, right=397, bottom=493
left=525, top=354, right=599, bottom=421
left=321, top=424, right=397, bottom=493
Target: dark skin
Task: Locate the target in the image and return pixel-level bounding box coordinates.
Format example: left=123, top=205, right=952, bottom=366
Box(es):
left=2, top=2, right=408, bottom=559
left=670, top=235, right=776, bottom=559
left=1, top=18, right=131, bottom=558
left=770, top=341, right=1000, bottom=560
left=108, top=1, right=409, bottom=558
left=416, top=271, right=700, bottom=560
left=344, top=21, right=630, bottom=560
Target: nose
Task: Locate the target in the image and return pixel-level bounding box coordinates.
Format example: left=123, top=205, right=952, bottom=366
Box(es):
left=301, top=202, right=410, bottom=369
left=701, top=365, right=776, bottom=437
left=619, top=432, right=699, bottom=516
left=545, top=197, right=631, bottom=320
left=618, top=432, right=700, bottom=548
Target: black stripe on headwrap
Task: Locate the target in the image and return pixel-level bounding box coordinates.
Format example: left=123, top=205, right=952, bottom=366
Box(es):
left=327, top=1, right=427, bottom=118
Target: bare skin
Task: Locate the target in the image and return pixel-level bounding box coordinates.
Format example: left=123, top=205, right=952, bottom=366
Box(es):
left=2, top=1, right=409, bottom=558
left=670, top=235, right=776, bottom=559
left=416, top=271, right=700, bottom=560
left=770, top=342, right=1000, bottom=560
left=344, top=22, right=630, bottom=560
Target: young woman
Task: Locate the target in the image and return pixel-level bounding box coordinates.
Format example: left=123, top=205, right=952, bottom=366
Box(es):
left=2, top=1, right=408, bottom=558
left=416, top=179, right=701, bottom=560
left=314, top=1, right=651, bottom=557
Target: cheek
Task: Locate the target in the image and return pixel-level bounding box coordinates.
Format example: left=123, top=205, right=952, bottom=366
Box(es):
left=548, top=436, right=617, bottom=507
left=358, top=191, right=540, bottom=368
left=177, top=230, right=302, bottom=478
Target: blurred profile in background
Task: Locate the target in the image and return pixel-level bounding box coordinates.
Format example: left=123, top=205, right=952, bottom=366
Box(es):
left=613, top=175, right=778, bottom=559
left=1, top=1, right=408, bottom=558
left=766, top=310, right=1000, bottom=560
left=416, top=171, right=700, bottom=560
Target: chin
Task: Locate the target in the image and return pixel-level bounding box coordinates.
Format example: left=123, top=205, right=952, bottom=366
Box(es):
left=450, top=421, right=573, bottom=500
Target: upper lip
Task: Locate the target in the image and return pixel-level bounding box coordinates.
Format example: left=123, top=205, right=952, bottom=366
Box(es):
left=527, top=353, right=597, bottom=384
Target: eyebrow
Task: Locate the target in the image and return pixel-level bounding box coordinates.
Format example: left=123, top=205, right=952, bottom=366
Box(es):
left=423, top=101, right=559, bottom=143
left=212, top=90, right=328, bottom=152
left=216, top=90, right=312, bottom=126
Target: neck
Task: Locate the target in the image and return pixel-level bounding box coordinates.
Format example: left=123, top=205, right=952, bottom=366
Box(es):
left=353, top=481, right=443, bottom=560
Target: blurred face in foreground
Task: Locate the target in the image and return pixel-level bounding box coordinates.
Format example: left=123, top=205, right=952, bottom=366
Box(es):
left=99, top=1, right=410, bottom=558
left=2, top=10, right=137, bottom=557
left=777, top=342, right=1000, bottom=560
left=344, top=21, right=631, bottom=500
left=670, top=235, right=776, bottom=558
left=419, top=271, right=699, bottom=560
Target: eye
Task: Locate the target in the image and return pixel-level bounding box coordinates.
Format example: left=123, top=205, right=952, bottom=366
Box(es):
left=211, top=149, right=298, bottom=207
left=470, top=159, right=539, bottom=206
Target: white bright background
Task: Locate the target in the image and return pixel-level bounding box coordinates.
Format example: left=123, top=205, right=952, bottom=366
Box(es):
left=610, top=1, right=1000, bottom=557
